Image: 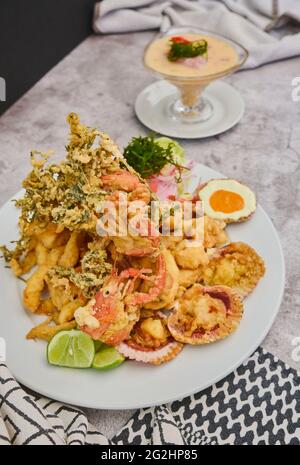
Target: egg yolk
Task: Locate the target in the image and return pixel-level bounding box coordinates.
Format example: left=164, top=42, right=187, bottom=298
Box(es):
left=209, top=189, right=244, bottom=213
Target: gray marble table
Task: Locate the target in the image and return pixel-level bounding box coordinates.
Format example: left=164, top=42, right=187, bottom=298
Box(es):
left=0, top=32, right=299, bottom=438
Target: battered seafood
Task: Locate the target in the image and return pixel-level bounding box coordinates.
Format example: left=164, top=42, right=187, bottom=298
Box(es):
left=1, top=112, right=266, bottom=369
left=160, top=214, right=229, bottom=296
left=100, top=170, right=160, bottom=257
left=118, top=339, right=183, bottom=365
left=203, top=216, right=229, bottom=248
left=200, top=242, right=265, bottom=298
left=117, top=315, right=183, bottom=365
left=75, top=254, right=166, bottom=345
left=178, top=268, right=203, bottom=288
left=142, top=248, right=179, bottom=310
left=168, top=284, right=243, bottom=345
left=173, top=239, right=208, bottom=270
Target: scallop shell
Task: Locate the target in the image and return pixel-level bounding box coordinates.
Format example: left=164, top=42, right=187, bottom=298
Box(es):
left=167, top=284, right=243, bottom=345
left=117, top=340, right=183, bottom=365
left=200, top=242, right=265, bottom=298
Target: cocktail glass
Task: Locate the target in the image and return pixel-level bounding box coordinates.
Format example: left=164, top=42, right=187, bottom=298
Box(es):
left=144, top=26, right=248, bottom=124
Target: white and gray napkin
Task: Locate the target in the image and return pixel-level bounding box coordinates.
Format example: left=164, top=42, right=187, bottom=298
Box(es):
left=93, top=0, right=300, bottom=68
left=1, top=347, right=299, bottom=445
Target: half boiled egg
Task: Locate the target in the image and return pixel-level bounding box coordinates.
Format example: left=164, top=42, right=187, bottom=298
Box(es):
left=197, top=179, right=256, bottom=223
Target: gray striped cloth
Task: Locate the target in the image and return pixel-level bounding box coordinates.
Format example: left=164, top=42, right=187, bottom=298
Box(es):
left=0, top=348, right=299, bottom=445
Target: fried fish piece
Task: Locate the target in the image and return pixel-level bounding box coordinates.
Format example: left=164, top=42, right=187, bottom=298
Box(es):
left=178, top=268, right=203, bottom=288
left=36, top=298, right=56, bottom=315
left=10, top=250, right=37, bottom=277
left=173, top=239, right=209, bottom=270
left=204, top=215, right=229, bottom=248
left=58, top=297, right=87, bottom=324
left=200, top=242, right=265, bottom=298
left=23, top=265, right=48, bottom=312
left=58, top=231, right=80, bottom=267
left=26, top=317, right=76, bottom=341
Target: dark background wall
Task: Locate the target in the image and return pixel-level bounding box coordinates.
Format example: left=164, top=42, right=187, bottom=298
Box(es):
left=0, top=0, right=96, bottom=115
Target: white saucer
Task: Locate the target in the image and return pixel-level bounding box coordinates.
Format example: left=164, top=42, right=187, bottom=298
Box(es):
left=135, top=80, right=245, bottom=139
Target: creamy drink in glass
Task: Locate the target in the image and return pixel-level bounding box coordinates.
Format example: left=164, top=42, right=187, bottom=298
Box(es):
left=144, top=27, right=248, bottom=123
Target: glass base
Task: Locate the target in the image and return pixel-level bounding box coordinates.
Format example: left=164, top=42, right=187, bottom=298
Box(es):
left=168, top=96, right=213, bottom=124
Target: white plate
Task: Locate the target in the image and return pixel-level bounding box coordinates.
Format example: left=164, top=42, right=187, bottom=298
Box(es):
left=0, top=163, right=284, bottom=410
left=135, top=80, right=245, bottom=139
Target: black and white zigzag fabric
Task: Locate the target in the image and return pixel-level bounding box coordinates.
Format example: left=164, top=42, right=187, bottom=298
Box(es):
left=0, top=348, right=299, bottom=445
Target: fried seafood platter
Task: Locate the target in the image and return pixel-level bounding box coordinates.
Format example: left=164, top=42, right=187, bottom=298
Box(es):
left=1, top=114, right=265, bottom=371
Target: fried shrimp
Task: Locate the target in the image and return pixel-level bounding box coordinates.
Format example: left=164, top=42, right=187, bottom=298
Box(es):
left=143, top=248, right=179, bottom=310
left=75, top=254, right=167, bottom=345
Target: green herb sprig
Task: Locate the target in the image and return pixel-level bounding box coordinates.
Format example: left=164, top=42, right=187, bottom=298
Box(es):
left=123, top=135, right=178, bottom=178
left=168, top=37, right=208, bottom=62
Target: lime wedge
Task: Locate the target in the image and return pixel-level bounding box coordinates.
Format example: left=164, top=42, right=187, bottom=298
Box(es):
left=47, top=330, right=95, bottom=368
left=155, top=137, right=185, bottom=165
left=94, top=340, right=104, bottom=352
left=92, top=345, right=125, bottom=371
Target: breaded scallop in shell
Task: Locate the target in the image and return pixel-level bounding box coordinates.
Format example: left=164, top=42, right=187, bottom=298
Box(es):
left=117, top=340, right=183, bottom=365
left=117, top=315, right=183, bottom=365
left=168, top=284, right=243, bottom=345
left=200, top=242, right=265, bottom=298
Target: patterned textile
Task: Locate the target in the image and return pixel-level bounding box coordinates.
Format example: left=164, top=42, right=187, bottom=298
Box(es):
left=0, top=348, right=299, bottom=445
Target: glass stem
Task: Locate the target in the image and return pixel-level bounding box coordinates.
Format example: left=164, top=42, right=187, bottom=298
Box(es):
left=167, top=79, right=213, bottom=123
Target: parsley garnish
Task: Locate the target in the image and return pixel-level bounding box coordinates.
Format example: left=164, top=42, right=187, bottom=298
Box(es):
left=123, top=135, right=178, bottom=178
left=168, top=36, right=208, bottom=62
